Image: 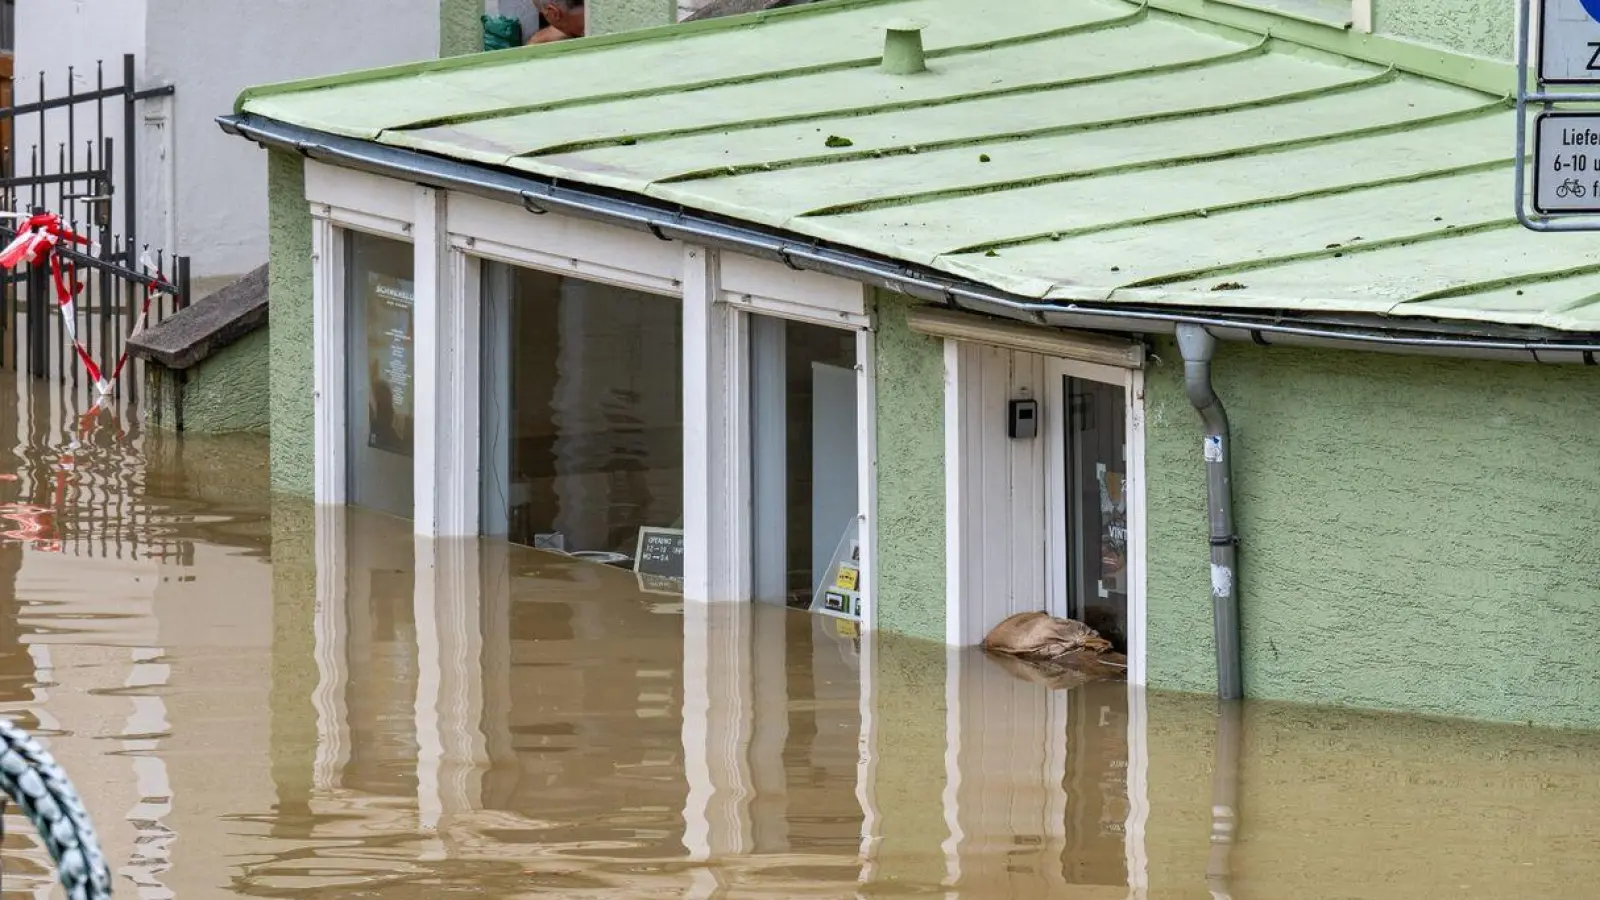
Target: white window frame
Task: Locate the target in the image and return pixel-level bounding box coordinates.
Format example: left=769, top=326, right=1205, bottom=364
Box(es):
left=683, top=246, right=749, bottom=602
left=305, top=162, right=879, bottom=610
left=306, top=161, right=416, bottom=225
left=440, top=245, right=480, bottom=536
left=933, top=312, right=1147, bottom=685
left=308, top=178, right=465, bottom=537
left=684, top=244, right=878, bottom=631
left=307, top=197, right=414, bottom=510
left=307, top=162, right=418, bottom=514
left=448, top=193, right=683, bottom=296
left=413, top=187, right=447, bottom=536
left=719, top=253, right=870, bottom=330
left=305, top=159, right=682, bottom=536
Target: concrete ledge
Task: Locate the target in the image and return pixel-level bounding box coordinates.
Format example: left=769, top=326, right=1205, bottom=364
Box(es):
left=128, top=265, right=269, bottom=371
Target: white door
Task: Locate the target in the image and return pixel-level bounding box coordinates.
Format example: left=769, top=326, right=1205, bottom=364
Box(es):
left=946, top=345, right=1146, bottom=677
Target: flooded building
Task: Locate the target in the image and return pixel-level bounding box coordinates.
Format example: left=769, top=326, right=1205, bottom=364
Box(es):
left=9, top=424, right=1600, bottom=897
left=218, top=0, right=1600, bottom=728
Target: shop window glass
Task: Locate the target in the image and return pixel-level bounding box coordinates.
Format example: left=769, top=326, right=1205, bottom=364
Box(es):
left=1063, top=376, right=1128, bottom=652
left=749, top=316, right=859, bottom=610
left=345, top=232, right=416, bottom=520
left=480, top=261, right=683, bottom=565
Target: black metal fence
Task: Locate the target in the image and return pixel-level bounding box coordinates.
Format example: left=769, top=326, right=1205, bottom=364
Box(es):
left=0, top=54, right=190, bottom=396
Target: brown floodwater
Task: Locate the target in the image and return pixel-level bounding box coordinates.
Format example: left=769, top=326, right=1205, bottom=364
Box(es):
left=0, top=374, right=1598, bottom=898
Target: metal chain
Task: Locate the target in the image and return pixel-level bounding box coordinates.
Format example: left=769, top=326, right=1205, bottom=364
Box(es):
left=0, top=718, right=111, bottom=899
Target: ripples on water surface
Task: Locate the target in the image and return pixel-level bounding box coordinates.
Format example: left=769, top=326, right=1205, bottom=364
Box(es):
left=0, top=376, right=1595, bottom=898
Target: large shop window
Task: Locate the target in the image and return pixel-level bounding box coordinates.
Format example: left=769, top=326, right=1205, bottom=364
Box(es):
left=479, top=261, right=684, bottom=563
left=750, top=316, right=859, bottom=610
left=345, top=232, right=416, bottom=521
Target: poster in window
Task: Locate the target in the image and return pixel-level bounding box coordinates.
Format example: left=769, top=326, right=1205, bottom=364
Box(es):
left=365, top=272, right=415, bottom=457
left=1097, top=463, right=1128, bottom=597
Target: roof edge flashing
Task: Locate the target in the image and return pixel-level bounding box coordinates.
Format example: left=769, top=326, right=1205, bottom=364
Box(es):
left=221, top=113, right=1600, bottom=364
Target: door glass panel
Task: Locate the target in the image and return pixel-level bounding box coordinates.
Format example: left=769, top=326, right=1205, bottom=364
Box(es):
left=479, top=260, right=683, bottom=565
left=750, top=316, right=858, bottom=608
left=1064, top=376, right=1129, bottom=652
left=345, top=231, right=416, bottom=520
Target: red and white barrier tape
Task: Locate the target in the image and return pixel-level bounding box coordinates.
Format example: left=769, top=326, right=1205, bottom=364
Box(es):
left=0, top=210, right=169, bottom=397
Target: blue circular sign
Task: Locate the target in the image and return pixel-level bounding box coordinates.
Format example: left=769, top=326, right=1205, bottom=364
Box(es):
left=1584, top=0, right=1600, bottom=21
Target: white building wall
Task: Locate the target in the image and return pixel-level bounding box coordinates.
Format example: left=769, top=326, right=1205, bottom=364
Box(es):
left=13, top=0, right=442, bottom=280
left=10, top=0, right=147, bottom=238
left=143, top=0, right=441, bottom=279
left=12, top=0, right=145, bottom=93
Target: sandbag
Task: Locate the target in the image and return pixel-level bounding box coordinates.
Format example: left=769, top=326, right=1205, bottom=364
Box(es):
left=982, top=611, right=1128, bottom=687
left=982, top=611, right=1114, bottom=659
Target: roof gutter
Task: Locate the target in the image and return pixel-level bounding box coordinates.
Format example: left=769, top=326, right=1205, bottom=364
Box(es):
left=219, top=112, right=1600, bottom=365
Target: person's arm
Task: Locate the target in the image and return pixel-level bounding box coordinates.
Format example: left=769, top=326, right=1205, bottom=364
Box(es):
left=527, top=24, right=572, bottom=43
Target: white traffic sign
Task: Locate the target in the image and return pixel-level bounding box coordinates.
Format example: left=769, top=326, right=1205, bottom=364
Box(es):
left=1533, top=112, right=1600, bottom=213
left=1541, top=0, right=1600, bottom=83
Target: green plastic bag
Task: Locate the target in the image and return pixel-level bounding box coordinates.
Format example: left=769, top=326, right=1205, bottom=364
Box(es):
left=483, top=14, right=523, bottom=51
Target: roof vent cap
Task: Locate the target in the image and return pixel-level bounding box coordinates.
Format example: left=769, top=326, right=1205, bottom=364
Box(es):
left=881, top=18, right=928, bottom=75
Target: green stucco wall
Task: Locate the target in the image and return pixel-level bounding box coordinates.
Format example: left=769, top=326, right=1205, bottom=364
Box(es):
left=183, top=327, right=272, bottom=434
left=267, top=150, right=315, bottom=497
left=145, top=367, right=183, bottom=432
left=142, top=328, right=271, bottom=435
left=1374, top=0, right=1514, bottom=61
left=439, top=0, right=484, bottom=56
left=872, top=290, right=946, bottom=642
left=866, top=294, right=1600, bottom=727
left=1144, top=337, right=1600, bottom=729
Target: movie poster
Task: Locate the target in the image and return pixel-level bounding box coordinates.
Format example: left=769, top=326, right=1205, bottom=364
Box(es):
left=364, top=272, right=415, bottom=457
left=1096, top=463, right=1128, bottom=597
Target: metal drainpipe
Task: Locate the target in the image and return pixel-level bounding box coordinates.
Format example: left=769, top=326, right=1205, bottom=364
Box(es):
left=1175, top=324, right=1243, bottom=701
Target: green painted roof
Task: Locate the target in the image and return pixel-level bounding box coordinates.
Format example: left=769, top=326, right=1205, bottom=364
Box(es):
left=236, top=0, right=1600, bottom=333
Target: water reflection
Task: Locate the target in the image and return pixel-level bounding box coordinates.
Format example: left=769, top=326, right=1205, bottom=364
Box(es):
left=237, top=514, right=1157, bottom=898
left=2, top=376, right=1600, bottom=898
